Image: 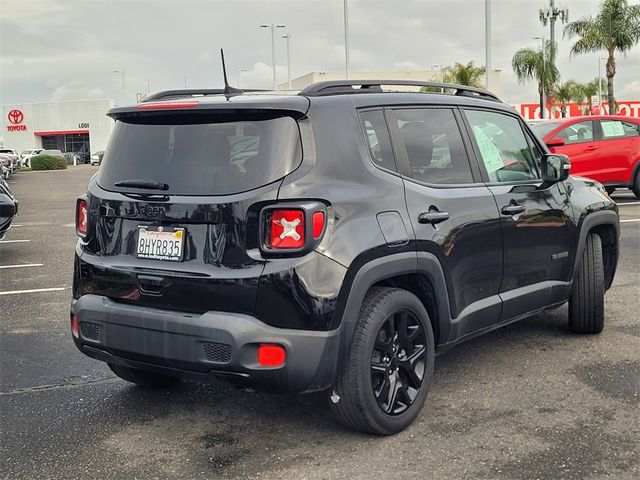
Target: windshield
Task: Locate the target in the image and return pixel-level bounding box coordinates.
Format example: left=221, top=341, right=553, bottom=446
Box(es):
left=530, top=121, right=562, bottom=139
left=97, top=114, right=302, bottom=196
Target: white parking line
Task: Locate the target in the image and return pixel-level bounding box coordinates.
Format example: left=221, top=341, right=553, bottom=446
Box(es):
left=0, top=239, right=30, bottom=244
left=620, top=219, right=640, bottom=223
left=0, top=263, right=43, bottom=270
left=616, top=202, right=640, bottom=206
left=0, top=287, right=65, bottom=296
left=11, top=224, right=22, bottom=227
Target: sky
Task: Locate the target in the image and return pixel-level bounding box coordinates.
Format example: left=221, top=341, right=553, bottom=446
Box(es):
left=1, top=0, right=639, bottom=109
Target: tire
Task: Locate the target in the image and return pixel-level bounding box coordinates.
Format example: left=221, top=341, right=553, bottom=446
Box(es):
left=329, top=287, right=435, bottom=435
left=108, top=363, right=181, bottom=387
left=632, top=170, right=640, bottom=200
left=605, top=186, right=615, bottom=195
left=568, top=233, right=604, bottom=334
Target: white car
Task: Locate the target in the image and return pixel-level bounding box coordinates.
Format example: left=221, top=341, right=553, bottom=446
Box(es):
left=0, top=149, right=20, bottom=171
left=19, top=149, right=44, bottom=168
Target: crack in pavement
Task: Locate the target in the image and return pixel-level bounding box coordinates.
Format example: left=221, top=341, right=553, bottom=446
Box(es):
left=0, top=376, right=118, bottom=396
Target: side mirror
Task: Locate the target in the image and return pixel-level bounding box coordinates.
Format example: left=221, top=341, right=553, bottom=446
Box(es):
left=546, top=137, right=565, bottom=148
left=541, top=154, right=570, bottom=185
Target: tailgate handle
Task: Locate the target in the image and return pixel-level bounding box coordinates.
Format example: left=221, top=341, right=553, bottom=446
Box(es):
left=137, top=275, right=164, bottom=295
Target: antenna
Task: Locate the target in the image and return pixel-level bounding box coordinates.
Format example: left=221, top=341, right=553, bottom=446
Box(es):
left=220, top=49, right=243, bottom=96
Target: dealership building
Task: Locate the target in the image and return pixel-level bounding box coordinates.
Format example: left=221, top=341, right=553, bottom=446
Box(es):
left=1, top=99, right=115, bottom=156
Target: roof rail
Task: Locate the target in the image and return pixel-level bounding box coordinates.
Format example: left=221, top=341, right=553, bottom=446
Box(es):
left=141, top=88, right=269, bottom=102
left=298, top=80, right=501, bottom=102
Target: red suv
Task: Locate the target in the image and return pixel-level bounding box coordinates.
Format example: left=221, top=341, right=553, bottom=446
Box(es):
left=531, top=115, right=640, bottom=198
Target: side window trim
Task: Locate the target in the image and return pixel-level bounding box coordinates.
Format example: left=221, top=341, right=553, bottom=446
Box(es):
left=460, top=106, right=543, bottom=186
left=385, top=105, right=484, bottom=188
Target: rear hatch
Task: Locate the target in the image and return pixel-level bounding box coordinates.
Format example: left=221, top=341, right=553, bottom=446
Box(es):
left=80, top=102, right=306, bottom=315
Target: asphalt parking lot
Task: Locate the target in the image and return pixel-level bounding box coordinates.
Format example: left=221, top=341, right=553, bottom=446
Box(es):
left=1, top=167, right=638, bottom=480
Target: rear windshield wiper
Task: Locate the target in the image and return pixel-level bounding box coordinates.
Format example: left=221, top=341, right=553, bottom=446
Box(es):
left=113, top=179, right=169, bottom=191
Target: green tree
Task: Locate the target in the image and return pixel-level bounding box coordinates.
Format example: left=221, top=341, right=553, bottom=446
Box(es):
left=442, top=61, right=486, bottom=87
left=576, top=79, right=608, bottom=114
left=512, top=41, right=559, bottom=119
left=564, top=0, right=640, bottom=114
left=553, top=80, right=579, bottom=117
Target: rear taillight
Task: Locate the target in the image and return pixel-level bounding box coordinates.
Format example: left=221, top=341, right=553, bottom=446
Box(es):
left=76, top=198, right=88, bottom=238
left=260, top=202, right=327, bottom=255
left=269, top=209, right=305, bottom=249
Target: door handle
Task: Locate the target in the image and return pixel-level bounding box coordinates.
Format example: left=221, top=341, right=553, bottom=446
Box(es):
left=585, top=146, right=598, bottom=151
left=418, top=210, right=450, bottom=225
left=501, top=204, right=526, bottom=216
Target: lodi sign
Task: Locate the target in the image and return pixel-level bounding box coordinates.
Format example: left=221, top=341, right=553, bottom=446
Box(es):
left=6, top=109, right=27, bottom=132
left=516, top=100, right=640, bottom=120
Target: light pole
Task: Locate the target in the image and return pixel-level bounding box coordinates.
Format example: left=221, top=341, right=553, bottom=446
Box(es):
left=485, top=0, right=491, bottom=90
left=260, top=24, right=285, bottom=90
left=343, top=0, right=350, bottom=79
left=533, top=36, right=546, bottom=119
left=598, top=57, right=607, bottom=115
left=282, top=34, right=292, bottom=89
left=237, top=68, right=247, bottom=88
left=539, top=0, right=569, bottom=51
left=113, top=69, right=125, bottom=105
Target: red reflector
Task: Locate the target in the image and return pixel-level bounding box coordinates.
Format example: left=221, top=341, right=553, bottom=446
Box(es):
left=312, top=211, right=325, bottom=239
left=257, top=344, right=286, bottom=367
left=137, top=102, right=199, bottom=110
left=76, top=199, right=88, bottom=237
left=270, top=210, right=305, bottom=249
left=71, top=313, right=79, bottom=338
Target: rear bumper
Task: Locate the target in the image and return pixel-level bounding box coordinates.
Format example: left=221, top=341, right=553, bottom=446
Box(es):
left=71, top=294, right=341, bottom=393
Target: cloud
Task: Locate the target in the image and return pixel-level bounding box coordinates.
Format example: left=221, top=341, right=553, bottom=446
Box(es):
left=49, top=78, right=106, bottom=101
left=0, top=0, right=638, bottom=106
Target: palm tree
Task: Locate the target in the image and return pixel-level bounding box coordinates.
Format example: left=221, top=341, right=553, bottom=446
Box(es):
left=576, top=79, right=608, bottom=115
left=553, top=80, right=579, bottom=117
left=564, top=0, right=640, bottom=114
left=512, top=40, right=559, bottom=118
left=442, top=61, right=486, bottom=87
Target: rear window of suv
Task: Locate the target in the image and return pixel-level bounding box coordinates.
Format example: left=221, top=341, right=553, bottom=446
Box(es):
left=98, top=113, right=302, bottom=196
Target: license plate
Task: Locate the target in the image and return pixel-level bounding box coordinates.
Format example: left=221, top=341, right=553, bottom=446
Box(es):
left=136, top=226, right=185, bottom=261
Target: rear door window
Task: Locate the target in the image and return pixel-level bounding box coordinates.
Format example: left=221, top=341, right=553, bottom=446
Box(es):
left=98, top=114, right=302, bottom=196
left=600, top=119, right=640, bottom=139
left=392, top=108, right=474, bottom=185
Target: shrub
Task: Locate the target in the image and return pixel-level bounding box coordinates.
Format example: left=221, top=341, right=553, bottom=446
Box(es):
left=30, top=155, right=67, bottom=170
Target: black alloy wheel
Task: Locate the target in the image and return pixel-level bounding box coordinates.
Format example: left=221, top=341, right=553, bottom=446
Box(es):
left=329, top=287, right=435, bottom=435
left=371, top=309, right=427, bottom=415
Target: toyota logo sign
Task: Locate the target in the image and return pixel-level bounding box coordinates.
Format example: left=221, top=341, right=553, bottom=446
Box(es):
left=6, top=109, right=27, bottom=132
left=8, top=109, right=24, bottom=124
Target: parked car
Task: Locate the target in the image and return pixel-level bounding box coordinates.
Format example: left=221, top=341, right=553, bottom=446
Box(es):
left=71, top=81, right=619, bottom=435
left=0, top=154, right=13, bottom=179
left=531, top=116, right=640, bottom=197
left=0, top=149, right=19, bottom=172
left=37, top=149, right=65, bottom=158
left=90, top=151, right=105, bottom=166
left=0, top=177, right=18, bottom=240
left=20, top=149, right=44, bottom=168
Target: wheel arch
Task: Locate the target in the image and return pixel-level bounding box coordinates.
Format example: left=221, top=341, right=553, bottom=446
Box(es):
left=335, top=251, right=452, bottom=360
left=574, top=210, right=619, bottom=291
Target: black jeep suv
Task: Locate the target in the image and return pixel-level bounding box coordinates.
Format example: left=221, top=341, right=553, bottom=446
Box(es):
left=71, top=80, right=619, bottom=434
